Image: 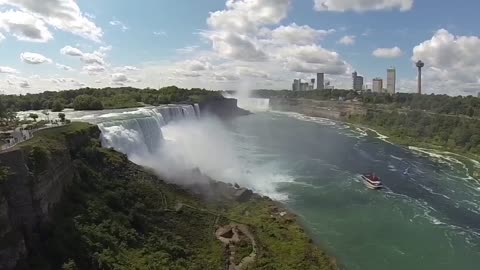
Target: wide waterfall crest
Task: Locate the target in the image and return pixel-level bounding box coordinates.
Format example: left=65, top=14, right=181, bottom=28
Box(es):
left=98, top=104, right=198, bottom=157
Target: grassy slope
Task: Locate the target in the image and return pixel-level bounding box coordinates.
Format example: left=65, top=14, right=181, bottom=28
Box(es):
left=20, top=123, right=337, bottom=270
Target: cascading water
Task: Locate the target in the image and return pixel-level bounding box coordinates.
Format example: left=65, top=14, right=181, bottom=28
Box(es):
left=73, top=102, right=290, bottom=200
left=96, top=104, right=198, bottom=159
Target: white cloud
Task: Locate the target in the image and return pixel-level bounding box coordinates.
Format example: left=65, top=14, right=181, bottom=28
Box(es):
left=372, top=46, right=403, bottom=58
left=83, top=64, right=105, bottom=74
left=0, top=66, right=18, bottom=73
left=180, top=59, right=212, bottom=71
left=153, top=30, right=166, bottom=36
left=176, top=45, right=199, bottom=54
left=0, top=10, right=53, bottom=42
left=111, top=73, right=127, bottom=82
left=81, top=52, right=105, bottom=66
left=338, top=35, right=355, bottom=45
left=85, top=13, right=95, bottom=19
left=412, top=29, right=480, bottom=95
left=270, top=23, right=335, bottom=45
left=110, top=20, right=128, bottom=32
left=314, top=0, right=414, bottom=12
left=60, top=45, right=83, bottom=56
left=0, top=0, right=103, bottom=41
left=19, top=80, right=29, bottom=88
left=206, top=31, right=267, bottom=61
left=237, top=66, right=270, bottom=79
left=111, top=72, right=131, bottom=85
left=0, top=32, right=4, bottom=41
left=20, top=52, right=52, bottom=64
left=278, top=45, right=349, bottom=74
left=207, top=0, right=291, bottom=35
left=56, top=63, right=73, bottom=71
left=114, top=66, right=139, bottom=72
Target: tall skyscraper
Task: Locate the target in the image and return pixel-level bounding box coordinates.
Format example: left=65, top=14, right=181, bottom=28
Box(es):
left=317, top=73, right=324, bottom=90
left=387, top=68, right=396, bottom=94
left=292, top=79, right=300, bottom=91
left=372, top=78, right=383, bottom=93
left=352, top=72, right=363, bottom=91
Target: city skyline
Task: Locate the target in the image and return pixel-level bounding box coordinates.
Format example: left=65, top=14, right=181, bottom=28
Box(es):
left=0, top=0, right=478, bottom=96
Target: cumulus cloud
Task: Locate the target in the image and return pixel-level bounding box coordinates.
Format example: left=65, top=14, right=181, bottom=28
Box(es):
left=20, top=52, right=52, bottom=64
left=269, top=23, right=335, bottom=45
left=207, top=31, right=267, bottom=61
left=60, top=45, right=83, bottom=56
left=0, top=66, right=18, bottom=73
left=81, top=52, right=105, bottom=66
left=19, top=80, right=29, bottom=88
left=412, top=29, right=480, bottom=95
left=83, top=64, right=105, bottom=74
left=207, top=0, right=290, bottom=35
left=0, top=0, right=103, bottom=41
left=114, top=66, right=139, bottom=72
left=314, top=0, right=414, bottom=12
left=278, top=45, right=349, bottom=74
left=237, top=66, right=270, bottom=79
left=56, top=63, right=73, bottom=71
left=110, top=20, right=128, bottom=32
left=338, top=35, right=355, bottom=45
left=0, top=10, right=53, bottom=42
left=372, top=46, right=403, bottom=58
left=111, top=73, right=128, bottom=83
left=180, top=59, right=212, bottom=71
left=0, top=32, right=4, bottom=41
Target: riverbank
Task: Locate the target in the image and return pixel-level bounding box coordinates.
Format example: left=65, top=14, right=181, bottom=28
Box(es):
left=269, top=97, right=480, bottom=176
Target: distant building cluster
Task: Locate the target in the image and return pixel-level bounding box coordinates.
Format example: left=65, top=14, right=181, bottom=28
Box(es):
left=290, top=61, right=425, bottom=95
left=292, top=73, right=334, bottom=91
left=354, top=68, right=396, bottom=94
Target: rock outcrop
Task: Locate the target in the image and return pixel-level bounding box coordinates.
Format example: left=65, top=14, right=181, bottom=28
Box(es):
left=199, top=96, right=250, bottom=119
left=0, top=124, right=99, bottom=270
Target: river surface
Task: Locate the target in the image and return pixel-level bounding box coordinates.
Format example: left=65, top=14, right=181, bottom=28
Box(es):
left=228, top=111, right=480, bottom=270
left=45, top=104, right=480, bottom=270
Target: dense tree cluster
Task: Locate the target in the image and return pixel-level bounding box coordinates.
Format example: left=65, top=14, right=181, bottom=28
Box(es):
left=0, top=86, right=221, bottom=112
left=351, top=110, right=480, bottom=154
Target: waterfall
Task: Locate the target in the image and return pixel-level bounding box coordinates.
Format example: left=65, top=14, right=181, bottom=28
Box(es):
left=98, top=104, right=199, bottom=158
left=236, top=98, right=270, bottom=112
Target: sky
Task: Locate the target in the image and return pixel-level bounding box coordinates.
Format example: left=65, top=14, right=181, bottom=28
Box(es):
left=0, top=0, right=479, bottom=96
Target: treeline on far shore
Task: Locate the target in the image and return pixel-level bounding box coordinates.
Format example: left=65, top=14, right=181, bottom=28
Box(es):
left=253, top=89, right=480, bottom=118
left=0, top=86, right=222, bottom=113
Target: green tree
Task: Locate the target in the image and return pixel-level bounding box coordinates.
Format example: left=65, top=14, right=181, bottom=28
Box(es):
left=29, top=113, right=39, bottom=122
left=58, top=113, right=66, bottom=122
left=73, top=95, right=104, bottom=111
left=52, top=100, right=65, bottom=112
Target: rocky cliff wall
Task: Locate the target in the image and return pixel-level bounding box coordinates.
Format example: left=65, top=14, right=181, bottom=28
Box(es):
left=0, top=124, right=98, bottom=270
left=199, top=97, right=250, bottom=119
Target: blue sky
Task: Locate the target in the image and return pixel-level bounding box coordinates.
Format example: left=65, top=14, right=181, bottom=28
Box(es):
left=0, top=0, right=479, bottom=95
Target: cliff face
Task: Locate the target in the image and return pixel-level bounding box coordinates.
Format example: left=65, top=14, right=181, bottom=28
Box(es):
left=0, top=123, right=98, bottom=270
left=199, top=96, right=250, bottom=119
